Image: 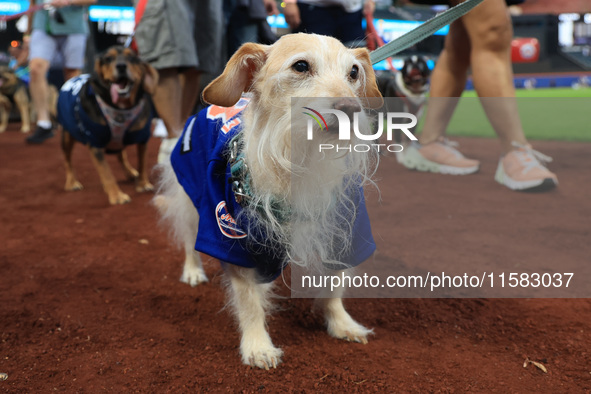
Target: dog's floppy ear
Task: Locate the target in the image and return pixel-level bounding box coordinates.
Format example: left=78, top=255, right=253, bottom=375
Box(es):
left=142, top=63, right=159, bottom=95
left=203, top=43, right=268, bottom=107
left=351, top=48, right=383, bottom=109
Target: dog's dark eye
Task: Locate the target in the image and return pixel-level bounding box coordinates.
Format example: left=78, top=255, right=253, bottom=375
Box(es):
left=103, top=55, right=115, bottom=63
left=292, top=60, right=310, bottom=73
left=349, top=65, right=359, bottom=80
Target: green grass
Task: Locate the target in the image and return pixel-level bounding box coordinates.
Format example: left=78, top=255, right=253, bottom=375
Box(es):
left=439, top=88, right=591, bottom=142
left=463, top=88, right=591, bottom=98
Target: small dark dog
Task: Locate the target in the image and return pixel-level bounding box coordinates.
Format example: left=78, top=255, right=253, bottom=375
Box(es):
left=0, top=66, right=58, bottom=134
left=375, top=55, right=430, bottom=143
left=57, top=46, right=158, bottom=205
left=1, top=66, right=30, bottom=133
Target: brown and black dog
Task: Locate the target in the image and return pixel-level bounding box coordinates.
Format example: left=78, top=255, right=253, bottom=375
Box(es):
left=0, top=66, right=58, bottom=134
left=0, top=66, right=30, bottom=133
left=57, top=46, right=158, bottom=205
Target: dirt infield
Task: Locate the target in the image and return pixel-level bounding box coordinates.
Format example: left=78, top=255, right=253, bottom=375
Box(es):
left=1, top=123, right=590, bottom=392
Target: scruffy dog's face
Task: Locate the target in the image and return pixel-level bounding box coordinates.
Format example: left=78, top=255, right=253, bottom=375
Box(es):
left=94, top=46, right=158, bottom=108
left=203, top=33, right=382, bottom=111
left=0, top=66, right=19, bottom=95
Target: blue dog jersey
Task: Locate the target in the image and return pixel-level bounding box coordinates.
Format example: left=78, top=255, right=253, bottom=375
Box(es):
left=171, top=98, right=376, bottom=282
left=57, top=74, right=151, bottom=152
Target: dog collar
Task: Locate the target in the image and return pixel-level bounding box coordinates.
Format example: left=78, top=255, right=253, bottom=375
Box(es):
left=96, top=95, right=145, bottom=152
left=227, top=134, right=290, bottom=223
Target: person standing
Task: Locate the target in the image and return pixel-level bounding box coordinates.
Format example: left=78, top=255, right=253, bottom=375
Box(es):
left=401, top=0, right=558, bottom=191
left=25, top=0, right=96, bottom=144
left=133, top=0, right=224, bottom=164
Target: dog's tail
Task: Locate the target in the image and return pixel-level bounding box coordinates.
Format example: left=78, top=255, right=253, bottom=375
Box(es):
left=152, top=163, right=198, bottom=251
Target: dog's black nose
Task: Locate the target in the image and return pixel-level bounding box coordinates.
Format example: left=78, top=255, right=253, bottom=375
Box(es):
left=333, top=98, right=361, bottom=116
left=116, top=63, right=127, bottom=74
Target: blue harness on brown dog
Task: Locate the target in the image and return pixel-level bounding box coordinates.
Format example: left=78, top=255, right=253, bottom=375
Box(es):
left=57, top=74, right=151, bottom=153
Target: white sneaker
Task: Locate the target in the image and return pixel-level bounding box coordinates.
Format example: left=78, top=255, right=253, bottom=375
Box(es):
left=495, top=142, right=558, bottom=192
left=401, top=139, right=480, bottom=175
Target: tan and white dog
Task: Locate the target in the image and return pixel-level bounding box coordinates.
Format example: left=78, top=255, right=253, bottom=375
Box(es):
left=155, top=33, right=383, bottom=369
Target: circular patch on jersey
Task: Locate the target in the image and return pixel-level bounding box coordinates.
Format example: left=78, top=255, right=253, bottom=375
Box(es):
left=216, top=201, right=247, bottom=239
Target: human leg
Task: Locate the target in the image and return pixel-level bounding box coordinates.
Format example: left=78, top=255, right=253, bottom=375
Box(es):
left=461, top=0, right=557, bottom=190
left=180, top=68, right=202, bottom=122
left=26, top=60, right=54, bottom=143
left=401, top=20, right=479, bottom=174
left=418, top=20, right=470, bottom=145
left=28, top=31, right=55, bottom=125
left=460, top=0, right=528, bottom=153
left=152, top=67, right=184, bottom=138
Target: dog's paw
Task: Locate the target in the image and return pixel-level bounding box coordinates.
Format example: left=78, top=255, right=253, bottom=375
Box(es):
left=20, top=126, right=30, bottom=134
left=65, top=179, right=84, bottom=191
left=241, top=344, right=283, bottom=370
left=179, top=266, right=208, bottom=287
left=327, top=316, right=373, bottom=344
left=108, top=191, right=131, bottom=205
left=0, top=127, right=6, bottom=133
left=125, top=168, right=139, bottom=180
left=135, top=181, right=154, bottom=193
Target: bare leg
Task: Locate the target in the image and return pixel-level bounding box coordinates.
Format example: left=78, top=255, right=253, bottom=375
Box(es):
left=419, top=21, right=470, bottom=144
left=420, top=0, right=527, bottom=153
left=152, top=68, right=184, bottom=138
left=180, top=68, right=202, bottom=122
left=419, top=20, right=471, bottom=145
left=461, top=0, right=528, bottom=153
left=29, top=58, right=51, bottom=124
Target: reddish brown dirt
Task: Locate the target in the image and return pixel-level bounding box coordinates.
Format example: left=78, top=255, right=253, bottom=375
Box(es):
left=1, top=123, right=590, bottom=393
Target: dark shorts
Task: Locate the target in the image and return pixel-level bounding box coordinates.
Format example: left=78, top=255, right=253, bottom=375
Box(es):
left=296, top=3, right=365, bottom=46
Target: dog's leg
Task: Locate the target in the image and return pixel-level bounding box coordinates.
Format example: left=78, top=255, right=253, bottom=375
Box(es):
left=135, top=143, right=154, bottom=192
left=316, top=269, right=373, bottom=344
left=19, top=102, right=31, bottom=133
left=48, top=85, right=58, bottom=120
left=117, top=150, right=139, bottom=181
left=15, top=90, right=31, bottom=133
left=225, top=264, right=283, bottom=369
left=89, top=147, right=131, bottom=205
left=0, top=95, right=10, bottom=133
left=0, top=104, right=7, bottom=133
left=180, top=244, right=208, bottom=287
left=62, top=130, right=84, bottom=191
left=153, top=175, right=208, bottom=285
left=175, top=192, right=207, bottom=286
